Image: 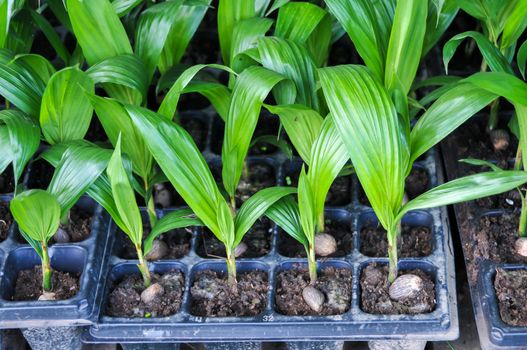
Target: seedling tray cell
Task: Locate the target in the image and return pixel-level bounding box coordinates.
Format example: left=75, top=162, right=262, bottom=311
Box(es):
left=84, top=112, right=458, bottom=344
left=0, top=194, right=113, bottom=328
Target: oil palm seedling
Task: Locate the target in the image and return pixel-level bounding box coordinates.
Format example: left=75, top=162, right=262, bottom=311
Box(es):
left=103, top=135, right=203, bottom=289
left=319, top=64, right=527, bottom=287
left=9, top=142, right=111, bottom=296
left=126, top=102, right=296, bottom=290
left=261, top=114, right=348, bottom=311
left=442, top=0, right=527, bottom=149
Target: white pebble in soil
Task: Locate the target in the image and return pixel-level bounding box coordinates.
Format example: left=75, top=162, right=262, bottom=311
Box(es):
left=38, top=291, right=56, bottom=301
left=314, top=233, right=337, bottom=256
left=388, top=274, right=424, bottom=301
left=515, top=237, right=527, bottom=258
left=145, top=240, right=168, bottom=260
left=53, top=227, right=70, bottom=243
left=140, top=283, right=165, bottom=304
left=302, top=285, right=325, bottom=312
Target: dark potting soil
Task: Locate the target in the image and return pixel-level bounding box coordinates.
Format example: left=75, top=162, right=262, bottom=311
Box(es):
left=494, top=268, right=527, bottom=326
left=117, top=223, right=191, bottom=260
left=190, top=270, right=268, bottom=317
left=53, top=207, right=92, bottom=243
left=475, top=212, right=527, bottom=265
left=27, top=160, right=54, bottom=190
left=0, top=168, right=15, bottom=193
left=106, top=270, right=184, bottom=317
left=275, top=266, right=352, bottom=316
left=360, top=263, right=435, bottom=314
left=197, top=218, right=271, bottom=258
left=236, top=164, right=277, bottom=205
left=450, top=120, right=518, bottom=165
left=360, top=224, right=433, bottom=257
left=13, top=266, right=80, bottom=301
left=359, top=167, right=428, bottom=206
left=0, top=202, right=12, bottom=241
left=278, top=219, right=352, bottom=258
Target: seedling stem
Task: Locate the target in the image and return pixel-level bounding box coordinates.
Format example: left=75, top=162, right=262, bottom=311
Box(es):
left=41, top=241, right=52, bottom=292
left=307, top=243, right=317, bottom=285
left=387, top=223, right=401, bottom=283
left=135, top=244, right=152, bottom=288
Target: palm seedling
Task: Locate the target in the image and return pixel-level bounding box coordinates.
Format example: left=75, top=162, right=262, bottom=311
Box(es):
left=9, top=142, right=112, bottom=296
left=103, top=135, right=202, bottom=288
left=442, top=0, right=527, bottom=149
left=125, top=101, right=295, bottom=290
left=319, top=64, right=527, bottom=289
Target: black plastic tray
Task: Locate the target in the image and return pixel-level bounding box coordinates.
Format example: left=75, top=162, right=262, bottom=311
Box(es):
left=441, top=116, right=527, bottom=350
left=83, top=108, right=458, bottom=344
left=0, top=192, right=113, bottom=328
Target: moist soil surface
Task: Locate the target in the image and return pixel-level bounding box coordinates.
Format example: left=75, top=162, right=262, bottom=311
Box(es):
left=197, top=218, right=271, bottom=258
left=13, top=266, right=79, bottom=301
left=190, top=270, right=268, bottom=317
left=234, top=164, right=277, bottom=206
left=360, top=264, right=435, bottom=314
left=278, top=219, right=352, bottom=258
left=474, top=212, right=527, bottom=265
left=52, top=207, right=93, bottom=243
left=0, top=168, right=15, bottom=193
left=106, top=271, right=184, bottom=317
left=275, top=266, right=352, bottom=316
left=0, top=202, right=12, bottom=241
left=360, top=224, right=433, bottom=257
left=27, top=160, right=54, bottom=190
left=494, top=268, right=527, bottom=326
left=449, top=120, right=518, bottom=165
left=118, top=224, right=191, bottom=260
left=360, top=168, right=428, bottom=206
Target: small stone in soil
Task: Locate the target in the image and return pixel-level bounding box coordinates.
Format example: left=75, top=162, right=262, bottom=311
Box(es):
left=314, top=233, right=337, bottom=256
left=13, top=266, right=79, bottom=301
left=140, top=283, right=165, bottom=304
left=490, top=129, right=510, bottom=151
left=145, top=240, right=169, bottom=260
left=514, top=237, right=527, bottom=258
left=302, top=286, right=325, bottom=312
left=53, top=227, right=70, bottom=243
left=38, top=291, right=56, bottom=301
left=360, top=264, right=435, bottom=315
left=494, top=268, right=527, bottom=326
left=154, top=183, right=172, bottom=208
left=190, top=270, right=268, bottom=317
left=275, top=266, right=352, bottom=316
left=388, top=274, right=424, bottom=301
left=106, top=270, right=184, bottom=317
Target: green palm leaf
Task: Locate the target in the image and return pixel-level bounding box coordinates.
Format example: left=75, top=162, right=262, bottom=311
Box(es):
left=265, top=195, right=306, bottom=247
left=319, top=65, right=408, bottom=231
left=222, top=66, right=294, bottom=198
left=40, top=66, right=95, bottom=145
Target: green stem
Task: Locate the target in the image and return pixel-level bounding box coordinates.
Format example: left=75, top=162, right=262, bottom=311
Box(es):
left=144, top=178, right=157, bottom=227
left=136, top=244, right=151, bottom=288
left=318, top=212, right=325, bottom=233
left=307, top=243, right=317, bottom=285
left=514, top=142, right=522, bottom=171
left=519, top=195, right=527, bottom=238
left=487, top=99, right=500, bottom=131
left=41, top=242, right=52, bottom=292
left=387, top=223, right=401, bottom=284
left=59, top=210, right=70, bottom=226
left=226, top=249, right=237, bottom=292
